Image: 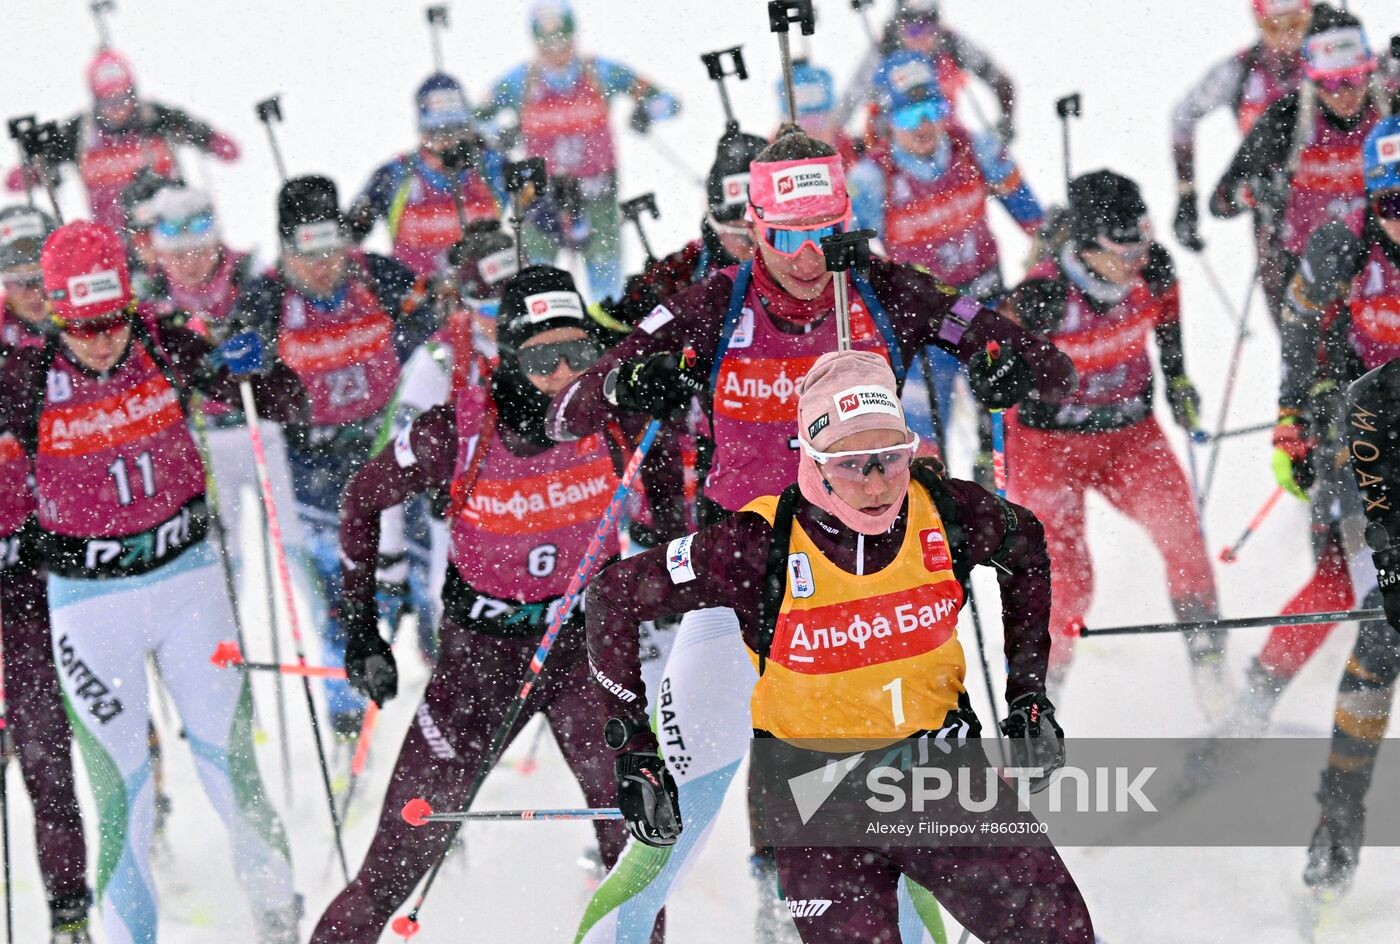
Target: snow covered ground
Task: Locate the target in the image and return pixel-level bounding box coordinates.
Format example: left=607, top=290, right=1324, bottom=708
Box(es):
left=2, top=0, right=1400, bottom=940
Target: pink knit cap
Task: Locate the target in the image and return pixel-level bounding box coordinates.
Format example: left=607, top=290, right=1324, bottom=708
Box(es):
left=798, top=350, right=907, bottom=452
left=747, top=155, right=849, bottom=224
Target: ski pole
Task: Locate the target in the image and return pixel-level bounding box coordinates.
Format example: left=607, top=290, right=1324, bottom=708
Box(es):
left=0, top=598, right=12, bottom=944
left=211, top=640, right=349, bottom=679
left=254, top=97, right=290, bottom=183
left=639, top=132, right=705, bottom=188
left=1218, top=485, right=1286, bottom=563
left=504, top=157, right=548, bottom=272
left=1081, top=607, right=1385, bottom=639
left=238, top=380, right=350, bottom=882
left=90, top=0, right=115, bottom=48
left=15, top=122, right=64, bottom=223
left=768, top=0, right=816, bottom=129
left=391, top=416, right=665, bottom=940
left=4, top=117, right=35, bottom=209
left=191, top=400, right=266, bottom=739
left=1200, top=420, right=1274, bottom=442
left=700, top=46, right=748, bottom=129
left=619, top=193, right=659, bottom=262
left=425, top=5, right=449, bottom=73
left=820, top=228, right=876, bottom=352
left=1194, top=253, right=1243, bottom=324
left=402, top=798, right=622, bottom=825
left=1055, top=94, right=1081, bottom=193
left=334, top=700, right=381, bottom=825
left=1200, top=266, right=1259, bottom=505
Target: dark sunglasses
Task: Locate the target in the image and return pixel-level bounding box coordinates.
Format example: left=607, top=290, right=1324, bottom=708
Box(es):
left=59, top=312, right=130, bottom=338
left=516, top=338, right=601, bottom=376
left=1374, top=191, right=1400, bottom=222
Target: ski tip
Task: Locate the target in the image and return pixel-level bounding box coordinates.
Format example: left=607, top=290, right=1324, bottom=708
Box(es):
left=391, top=915, right=421, bottom=939
left=210, top=640, right=244, bottom=668
left=401, top=797, right=433, bottom=827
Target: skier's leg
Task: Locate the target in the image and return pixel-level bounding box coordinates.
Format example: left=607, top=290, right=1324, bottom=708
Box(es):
left=541, top=621, right=629, bottom=869
left=581, top=177, right=623, bottom=301
left=1096, top=419, right=1228, bottom=714
left=1305, top=481, right=1394, bottom=892
left=286, top=443, right=367, bottom=730
left=772, top=845, right=902, bottom=943
left=899, top=845, right=1094, bottom=944
left=575, top=606, right=754, bottom=944
left=154, top=545, right=295, bottom=936
left=47, top=571, right=156, bottom=944
left=0, top=559, right=89, bottom=920
left=310, top=620, right=547, bottom=943
left=1005, top=423, right=1092, bottom=684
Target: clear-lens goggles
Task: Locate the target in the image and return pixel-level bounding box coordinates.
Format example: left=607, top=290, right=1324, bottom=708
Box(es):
left=803, top=434, right=920, bottom=483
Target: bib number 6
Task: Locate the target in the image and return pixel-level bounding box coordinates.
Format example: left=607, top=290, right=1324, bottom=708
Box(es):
left=527, top=543, right=557, bottom=578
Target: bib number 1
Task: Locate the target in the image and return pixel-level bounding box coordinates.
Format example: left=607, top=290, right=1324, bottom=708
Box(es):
left=881, top=676, right=906, bottom=727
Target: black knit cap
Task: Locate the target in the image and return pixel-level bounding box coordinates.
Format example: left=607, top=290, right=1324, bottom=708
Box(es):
left=496, top=265, right=587, bottom=353
left=1307, top=2, right=1361, bottom=36
left=1068, top=169, right=1148, bottom=247
left=278, top=175, right=344, bottom=241
left=706, top=125, right=767, bottom=221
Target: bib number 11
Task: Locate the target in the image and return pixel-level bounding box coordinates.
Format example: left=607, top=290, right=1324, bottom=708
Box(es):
left=109, top=452, right=157, bottom=506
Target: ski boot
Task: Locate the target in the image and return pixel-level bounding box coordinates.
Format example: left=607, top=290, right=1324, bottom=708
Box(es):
left=1182, top=617, right=1234, bottom=728
left=1304, top=790, right=1364, bottom=896
left=255, top=893, right=304, bottom=944
left=50, top=892, right=92, bottom=944
left=1226, top=658, right=1288, bottom=737
left=749, top=852, right=800, bottom=944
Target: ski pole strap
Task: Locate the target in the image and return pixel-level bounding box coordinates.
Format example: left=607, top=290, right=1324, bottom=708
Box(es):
left=1082, top=607, right=1385, bottom=638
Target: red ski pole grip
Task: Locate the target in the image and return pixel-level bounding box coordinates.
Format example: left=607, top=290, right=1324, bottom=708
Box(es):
left=210, top=640, right=245, bottom=668
left=402, top=797, right=433, bottom=828
left=391, top=915, right=421, bottom=939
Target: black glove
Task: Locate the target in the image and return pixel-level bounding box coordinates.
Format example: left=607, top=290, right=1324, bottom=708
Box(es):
left=629, top=101, right=653, bottom=135
left=1297, top=222, right=1364, bottom=310
left=1173, top=192, right=1205, bottom=253
left=999, top=691, right=1065, bottom=793
left=615, top=752, right=682, bottom=847
left=966, top=341, right=1033, bottom=411
left=599, top=274, right=662, bottom=328
left=344, top=619, right=398, bottom=707
left=1370, top=545, right=1400, bottom=634
left=606, top=351, right=705, bottom=420
left=1166, top=376, right=1201, bottom=432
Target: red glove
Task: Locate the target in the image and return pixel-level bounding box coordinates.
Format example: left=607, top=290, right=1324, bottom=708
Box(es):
left=206, top=132, right=239, bottom=162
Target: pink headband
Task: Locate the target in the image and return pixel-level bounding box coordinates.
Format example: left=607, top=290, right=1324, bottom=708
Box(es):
left=747, top=155, right=849, bottom=224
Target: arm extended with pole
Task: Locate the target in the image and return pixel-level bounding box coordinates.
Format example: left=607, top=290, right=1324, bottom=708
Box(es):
left=390, top=417, right=665, bottom=940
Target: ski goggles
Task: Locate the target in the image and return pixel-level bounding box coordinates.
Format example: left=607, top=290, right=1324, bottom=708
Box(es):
left=1313, top=71, right=1370, bottom=92
left=1095, top=219, right=1153, bottom=262
left=803, top=433, right=920, bottom=483
left=755, top=212, right=851, bottom=258
left=1373, top=191, right=1400, bottom=221
left=516, top=337, right=602, bottom=376
left=154, top=211, right=215, bottom=242
left=55, top=310, right=131, bottom=338
left=891, top=98, right=948, bottom=131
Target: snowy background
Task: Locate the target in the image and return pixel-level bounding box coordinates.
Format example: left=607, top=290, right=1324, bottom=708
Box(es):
left=3, top=0, right=1400, bottom=941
